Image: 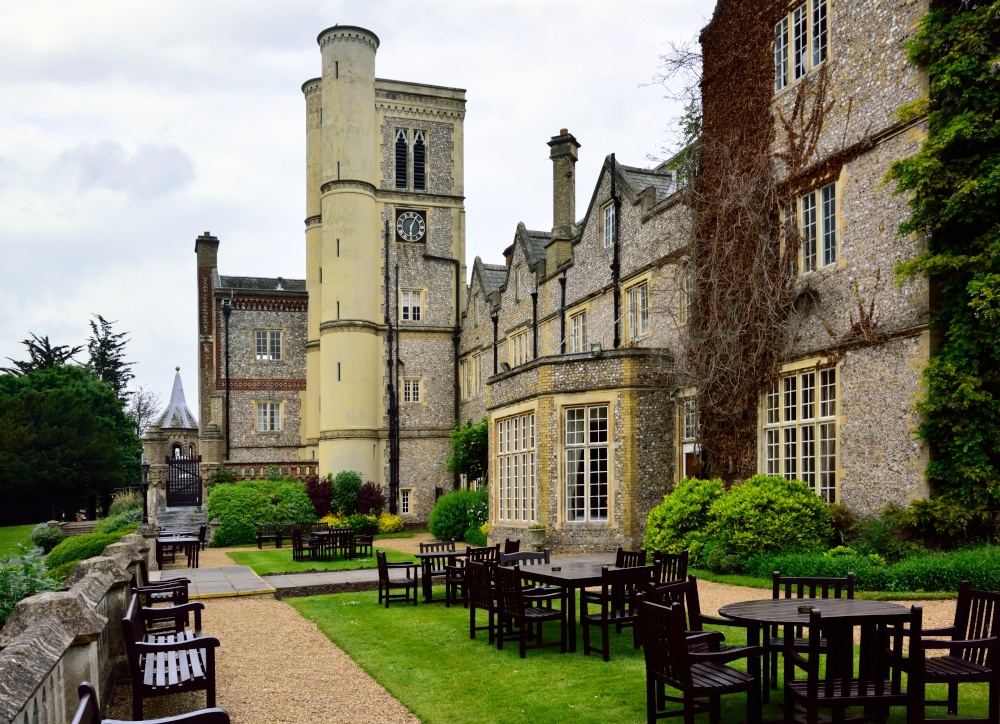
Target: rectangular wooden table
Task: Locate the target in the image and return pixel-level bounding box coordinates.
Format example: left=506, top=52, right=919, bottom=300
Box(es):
left=156, top=536, right=200, bottom=569
left=413, top=550, right=465, bottom=603
left=517, top=560, right=614, bottom=653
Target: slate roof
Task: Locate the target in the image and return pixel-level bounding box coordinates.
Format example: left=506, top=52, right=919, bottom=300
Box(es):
left=523, top=229, right=549, bottom=262
left=158, top=370, right=198, bottom=430
left=480, top=264, right=508, bottom=296
left=619, top=163, right=678, bottom=204
left=217, top=275, right=307, bottom=293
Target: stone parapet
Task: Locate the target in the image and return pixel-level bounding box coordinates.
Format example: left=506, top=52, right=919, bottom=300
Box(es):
left=0, top=533, right=147, bottom=724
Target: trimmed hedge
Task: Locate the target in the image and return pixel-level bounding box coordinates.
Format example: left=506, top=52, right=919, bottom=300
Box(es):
left=643, top=477, right=724, bottom=556
left=428, top=489, right=488, bottom=543
left=206, top=479, right=315, bottom=547
left=744, top=546, right=1000, bottom=592
left=45, top=532, right=125, bottom=569
left=93, top=507, right=143, bottom=535
left=30, top=523, right=65, bottom=553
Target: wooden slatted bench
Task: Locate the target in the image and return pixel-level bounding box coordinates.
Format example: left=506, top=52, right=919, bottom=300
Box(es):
left=72, top=681, right=231, bottom=723
left=122, top=594, right=221, bottom=720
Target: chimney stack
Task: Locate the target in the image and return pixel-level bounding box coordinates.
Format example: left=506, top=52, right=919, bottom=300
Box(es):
left=548, top=129, right=580, bottom=241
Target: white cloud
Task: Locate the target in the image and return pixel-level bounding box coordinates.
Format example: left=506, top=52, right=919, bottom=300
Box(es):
left=57, top=140, right=195, bottom=199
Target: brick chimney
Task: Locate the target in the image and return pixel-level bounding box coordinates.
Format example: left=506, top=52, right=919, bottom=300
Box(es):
left=548, top=129, right=580, bottom=241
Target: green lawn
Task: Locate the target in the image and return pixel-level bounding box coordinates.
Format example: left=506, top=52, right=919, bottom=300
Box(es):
left=290, top=588, right=991, bottom=724
left=227, top=547, right=416, bottom=576
left=0, top=525, right=36, bottom=557
left=375, top=528, right=427, bottom=540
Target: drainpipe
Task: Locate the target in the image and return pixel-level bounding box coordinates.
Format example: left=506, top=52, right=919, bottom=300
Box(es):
left=610, top=153, right=622, bottom=349
left=559, top=274, right=567, bottom=354
left=221, top=297, right=232, bottom=460
left=492, top=312, right=499, bottom=374
left=531, top=290, right=539, bottom=359
left=423, top=253, right=462, bottom=490
left=384, top=221, right=398, bottom=513
left=394, top=265, right=401, bottom=509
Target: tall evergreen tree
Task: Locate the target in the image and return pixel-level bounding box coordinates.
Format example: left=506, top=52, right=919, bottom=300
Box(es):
left=1, top=333, right=82, bottom=375
left=87, top=314, right=134, bottom=401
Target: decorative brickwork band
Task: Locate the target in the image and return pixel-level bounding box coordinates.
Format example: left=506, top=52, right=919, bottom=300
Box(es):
left=304, top=215, right=322, bottom=227
left=217, top=296, right=307, bottom=313
left=213, top=378, right=307, bottom=391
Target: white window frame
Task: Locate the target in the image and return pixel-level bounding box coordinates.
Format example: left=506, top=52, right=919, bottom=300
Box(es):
left=774, top=0, right=829, bottom=92
left=799, top=182, right=836, bottom=272
left=400, top=289, right=423, bottom=322
left=496, top=411, right=537, bottom=523
left=569, top=310, right=588, bottom=353
left=564, top=405, right=609, bottom=522
left=603, top=203, right=616, bottom=249
left=626, top=282, right=650, bottom=341
left=255, top=401, right=282, bottom=432
left=763, top=367, right=837, bottom=502
left=402, top=378, right=421, bottom=404
left=255, top=330, right=282, bottom=361
left=401, top=488, right=411, bottom=515
left=509, top=328, right=530, bottom=367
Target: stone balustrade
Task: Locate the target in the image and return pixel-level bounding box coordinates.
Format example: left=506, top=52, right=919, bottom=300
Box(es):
left=0, top=532, right=152, bottom=723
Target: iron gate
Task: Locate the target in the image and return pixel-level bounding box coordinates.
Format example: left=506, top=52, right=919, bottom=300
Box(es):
left=165, top=455, right=203, bottom=506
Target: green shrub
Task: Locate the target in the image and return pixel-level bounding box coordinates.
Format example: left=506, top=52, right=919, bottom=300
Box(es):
left=207, top=479, right=315, bottom=547
left=332, top=471, right=363, bottom=515
left=643, top=477, right=724, bottom=561
left=852, top=506, right=922, bottom=562
left=0, top=546, right=59, bottom=625
left=428, top=489, right=488, bottom=542
left=108, top=488, right=143, bottom=517
left=703, top=541, right=744, bottom=574
left=377, top=512, right=405, bottom=534
left=745, top=545, right=1000, bottom=592
left=47, top=560, right=79, bottom=582
left=206, top=467, right=236, bottom=489
left=30, top=523, right=65, bottom=553
left=93, top=507, right=143, bottom=535
left=464, top=521, right=487, bottom=547
left=346, top=513, right=378, bottom=534
left=356, top=481, right=387, bottom=515
left=45, top=533, right=122, bottom=569
left=707, top=475, right=832, bottom=557
left=825, top=545, right=858, bottom=557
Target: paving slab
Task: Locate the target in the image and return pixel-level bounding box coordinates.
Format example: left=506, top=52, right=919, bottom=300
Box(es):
left=158, top=565, right=274, bottom=598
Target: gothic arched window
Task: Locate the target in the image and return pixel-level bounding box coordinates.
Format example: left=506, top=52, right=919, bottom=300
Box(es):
left=395, top=130, right=408, bottom=189
left=172, top=443, right=182, bottom=459
left=413, top=130, right=426, bottom=191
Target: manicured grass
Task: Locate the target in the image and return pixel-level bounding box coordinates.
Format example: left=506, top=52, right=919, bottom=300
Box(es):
left=691, top=568, right=959, bottom=600
left=0, top=525, right=36, bottom=557
left=375, top=528, right=427, bottom=540
left=227, top=547, right=416, bottom=576
left=290, top=588, right=991, bottom=723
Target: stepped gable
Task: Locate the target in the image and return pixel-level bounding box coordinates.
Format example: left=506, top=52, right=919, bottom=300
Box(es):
left=158, top=369, right=198, bottom=430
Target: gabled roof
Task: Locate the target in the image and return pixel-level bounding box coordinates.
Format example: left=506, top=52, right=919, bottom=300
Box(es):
left=619, top=163, right=678, bottom=204
left=158, top=370, right=198, bottom=430
left=217, top=275, right=306, bottom=293
left=480, top=264, right=507, bottom=296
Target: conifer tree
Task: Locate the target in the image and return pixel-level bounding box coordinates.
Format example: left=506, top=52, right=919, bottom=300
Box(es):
left=87, top=314, right=134, bottom=401
left=1, top=333, right=83, bottom=375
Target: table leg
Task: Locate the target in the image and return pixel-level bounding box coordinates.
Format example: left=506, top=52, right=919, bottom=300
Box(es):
left=567, top=586, right=577, bottom=653
left=746, top=622, right=764, bottom=723
left=422, top=560, right=433, bottom=602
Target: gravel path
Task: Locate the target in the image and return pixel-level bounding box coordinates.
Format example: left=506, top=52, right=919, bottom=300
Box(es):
left=108, top=596, right=419, bottom=723
left=373, top=533, right=434, bottom=555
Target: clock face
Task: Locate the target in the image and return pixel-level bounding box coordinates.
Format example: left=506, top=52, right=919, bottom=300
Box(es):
left=396, top=210, right=426, bottom=243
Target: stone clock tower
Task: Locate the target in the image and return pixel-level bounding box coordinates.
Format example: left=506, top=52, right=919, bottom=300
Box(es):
left=301, top=25, right=467, bottom=520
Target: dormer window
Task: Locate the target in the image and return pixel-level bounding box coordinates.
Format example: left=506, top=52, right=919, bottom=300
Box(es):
left=395, top=129, right=407, bottom=189
left=413, top=130, right=426, bottom=191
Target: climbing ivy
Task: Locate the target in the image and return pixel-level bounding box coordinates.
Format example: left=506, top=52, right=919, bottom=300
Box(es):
left=889, top=0, right=1000, bottom=536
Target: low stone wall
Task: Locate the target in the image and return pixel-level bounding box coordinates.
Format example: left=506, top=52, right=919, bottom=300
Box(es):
left=0, top=532, right=152, bottom=724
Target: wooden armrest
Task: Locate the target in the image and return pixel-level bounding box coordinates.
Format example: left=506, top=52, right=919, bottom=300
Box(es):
left=917, top=625, right=960, bottom=637
left=783, top=647, right=810, bottom=670
left=524, top=588, right=563, bottom=600
left=104, top=708, right=231, bottom=724
left=140, top=601, right=204, bottom=617
left=691, top=645, right=763, bottom=664
left=698, top=613, right=749, bottom=628
left=921, top=636, right=998, bottom=651
left=138, top=578, right=191, bottom=588
left=385, top=561, right=418, bottom=569
left=686, top=630, right=725, bottom=645
left=134, top=636, right=221, bottom=654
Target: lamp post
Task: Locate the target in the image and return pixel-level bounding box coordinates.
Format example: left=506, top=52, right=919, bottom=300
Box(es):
left=141, top=458, right=150, bottom=525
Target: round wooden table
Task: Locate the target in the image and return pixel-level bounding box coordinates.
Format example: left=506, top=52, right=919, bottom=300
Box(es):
left=719, top=598, right=910, bottom=711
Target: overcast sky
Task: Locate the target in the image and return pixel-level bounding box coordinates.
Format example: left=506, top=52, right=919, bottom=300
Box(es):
left=0, top=0, right=712, bottom=411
